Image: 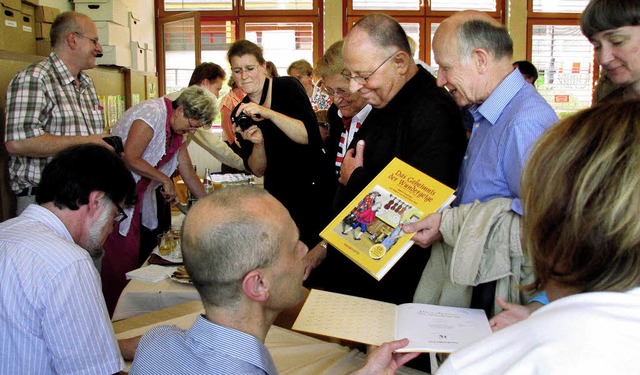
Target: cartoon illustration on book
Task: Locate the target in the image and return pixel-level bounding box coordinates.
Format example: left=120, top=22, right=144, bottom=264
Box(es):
left=336, top=186, right=424, bottom=261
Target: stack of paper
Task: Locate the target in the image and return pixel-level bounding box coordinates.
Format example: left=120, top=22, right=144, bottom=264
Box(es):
left=125, top=265, right=176, bottom=283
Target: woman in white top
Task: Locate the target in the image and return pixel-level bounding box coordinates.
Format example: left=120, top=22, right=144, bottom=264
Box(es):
left=101, top=86, right=217, bottom=315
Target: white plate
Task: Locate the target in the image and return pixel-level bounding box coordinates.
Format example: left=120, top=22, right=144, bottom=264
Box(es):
left=170, top=274, right=193, bottom=284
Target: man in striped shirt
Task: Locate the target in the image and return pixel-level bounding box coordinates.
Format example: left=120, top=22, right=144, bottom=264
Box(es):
left=4, top=12, right=115, bottom=216
left=130, top=187, right=417, bottom=374
left=0, top=144, right=138, bottom=374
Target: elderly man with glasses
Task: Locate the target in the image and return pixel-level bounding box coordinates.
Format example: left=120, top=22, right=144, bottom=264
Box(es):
left=4, top=12, right=114, bottom=216
left=316, top=14, right=467, bottom=307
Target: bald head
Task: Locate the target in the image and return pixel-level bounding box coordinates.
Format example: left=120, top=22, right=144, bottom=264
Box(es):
left=181, top=188, right=292, bottom=307
left=51, top=12, right=93, bottom=49
left=342, top=13, right=418, bottom=108
left=435, top=10, right=512, bottom=64
left=347, top=14, right=411, bottom=55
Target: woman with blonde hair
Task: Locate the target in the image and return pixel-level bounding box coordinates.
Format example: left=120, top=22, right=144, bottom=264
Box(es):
left=437, top=100, right=640, bottom=373
left=101, top=86, right=217, bottom=315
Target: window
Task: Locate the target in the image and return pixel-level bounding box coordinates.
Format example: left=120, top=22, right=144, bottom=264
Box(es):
left=531, top=0, right=589, bottom=14
left=243, top=21, right=315, bottom=76
left=527, top=0, right=595, bottom=116
left=346, top=0, right=503, bottom=66
left=164, top=17, right=196, bottom=95
left=157, top=0, right=322, bottom=127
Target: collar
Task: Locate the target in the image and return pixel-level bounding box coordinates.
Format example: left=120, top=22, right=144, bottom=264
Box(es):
left=49, top=52, right=91, bottom=90
left=472, top=69, right=526, bottom=125
left=21, top=204, right=75, bottom=244
left=338, top=103, right=373, bottom=125
left=187, top=315, right=278, bottom=375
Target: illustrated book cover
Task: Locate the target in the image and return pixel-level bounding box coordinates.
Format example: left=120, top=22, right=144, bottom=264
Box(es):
left=292, top=289, right=491, bottom=353
left=320, top=157, right=455, bottom=280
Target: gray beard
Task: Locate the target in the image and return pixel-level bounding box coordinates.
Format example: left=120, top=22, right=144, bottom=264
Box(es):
left=86, top=206, right=112, bottom=258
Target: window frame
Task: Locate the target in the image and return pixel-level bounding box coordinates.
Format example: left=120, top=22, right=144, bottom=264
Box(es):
left=155, top=0, right=322, bottom=97
left=344, top=0, right=503, bottom=65
left=525, top=0, right=599, bottom=104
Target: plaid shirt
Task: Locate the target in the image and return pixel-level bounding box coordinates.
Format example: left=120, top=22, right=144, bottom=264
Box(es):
left=4, top=52, right=104, bottom=193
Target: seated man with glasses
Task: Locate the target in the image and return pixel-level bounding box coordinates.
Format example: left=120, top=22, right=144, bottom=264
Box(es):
left=321, top=13, right=467, bottom=306
left=0, top=144, right=139, bottom=374
left=4, top=12, right=114, bottom=216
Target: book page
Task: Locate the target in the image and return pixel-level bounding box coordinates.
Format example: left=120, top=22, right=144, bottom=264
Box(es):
left=292, top=290, right=397, bottom=346
left=395, top=303, right=492, bottom=353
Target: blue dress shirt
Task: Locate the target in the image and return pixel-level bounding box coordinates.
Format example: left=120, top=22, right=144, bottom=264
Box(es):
left=455, top=69, right=558, bottom=215
left=130, top=315, right=278, bottom=375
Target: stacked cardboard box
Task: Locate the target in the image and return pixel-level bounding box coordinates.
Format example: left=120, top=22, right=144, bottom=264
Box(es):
left=74, top=0, right=132, bottom=68
left=20, top=3, right=36, bottom=55
left=0, top=0, right=32, bottom=54
left=34, top=5, right=59, bottom=56
left=129, top=12, right=153, bottom=72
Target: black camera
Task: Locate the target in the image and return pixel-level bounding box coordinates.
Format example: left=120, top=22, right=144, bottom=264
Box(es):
left=231, top=102, right=258, bottom=131
left=231, top=111, right=256, bottom=131
left=103, top=135, right=124, bottom=154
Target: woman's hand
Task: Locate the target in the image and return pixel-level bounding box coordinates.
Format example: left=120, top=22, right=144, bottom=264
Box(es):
left=237, top=124, right=264, bottom=146
left=159, top=178, right=177, bottom=203
left=235, top=101, right=270, bottom=123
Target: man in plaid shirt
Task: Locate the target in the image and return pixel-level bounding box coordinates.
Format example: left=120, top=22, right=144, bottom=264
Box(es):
left=4, top=12, right=113, bottom=215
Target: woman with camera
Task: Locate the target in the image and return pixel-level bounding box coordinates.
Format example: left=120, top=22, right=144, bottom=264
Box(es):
left=228, top=40, right=333, bottom=249
left=101, top=85, right=217, bottom=315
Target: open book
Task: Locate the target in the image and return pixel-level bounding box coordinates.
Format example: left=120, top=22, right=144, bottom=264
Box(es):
left=320, top=157, right=455, bottom=280
left=293, top=289, right=491, bottom=353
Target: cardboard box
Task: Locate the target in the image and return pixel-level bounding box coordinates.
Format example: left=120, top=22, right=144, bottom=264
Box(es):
left=0, top=5, right=22, bottom=52
left=128, top=12, right=141, bottom=42
left=129, top=41, right=144, bottom=71
left=36, top=38, right=51, bottom=55
left=145, top=46, right=155, bottom=72
left=36, top=38, right=50, bottom=55
left=34, top=21, right=50, bottom=39
left=34, top=5, right=59, bottom=23
left=74, top=0, right=129, bottom=27
left=95, top=21, right=129, bottom=47
left=20, top=4, right=36, bottom=54
left=0, top=0, right=20, bottom=11
left=23, top=0, right=41, bottom=6
left=97, top=44, right=130, bottom=67
left=21, top=3, right=34, bottom=15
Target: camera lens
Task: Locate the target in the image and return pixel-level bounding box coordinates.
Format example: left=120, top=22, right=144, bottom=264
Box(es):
left=235, top=113, right=254, bottom=130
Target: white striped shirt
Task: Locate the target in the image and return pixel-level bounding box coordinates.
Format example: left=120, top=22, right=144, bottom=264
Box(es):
left=0, top=205, right=123, bottom=374
left=335, top=104, right=372, bottom=174
left=130, top=315, right=278, bottom=374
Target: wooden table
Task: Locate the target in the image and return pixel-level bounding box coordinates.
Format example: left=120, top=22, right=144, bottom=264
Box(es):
left=114, top=301, right=428, bottom=375
left=112, top=273, right=201, bottom=321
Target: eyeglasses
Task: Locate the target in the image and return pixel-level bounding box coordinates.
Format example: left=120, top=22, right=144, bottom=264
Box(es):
left=341, top=52, right=397, bottom=85
left=73, top=32, right=100, bottom=47
left=186, top=117, right=201, bottom=131
left=321, top=86, right=350, bottom=98
left=112, top=201, right=127, bottom=224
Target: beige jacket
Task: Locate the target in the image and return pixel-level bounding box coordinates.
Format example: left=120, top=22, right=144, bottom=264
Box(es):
left=413, top=198, right=534, bottom=316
